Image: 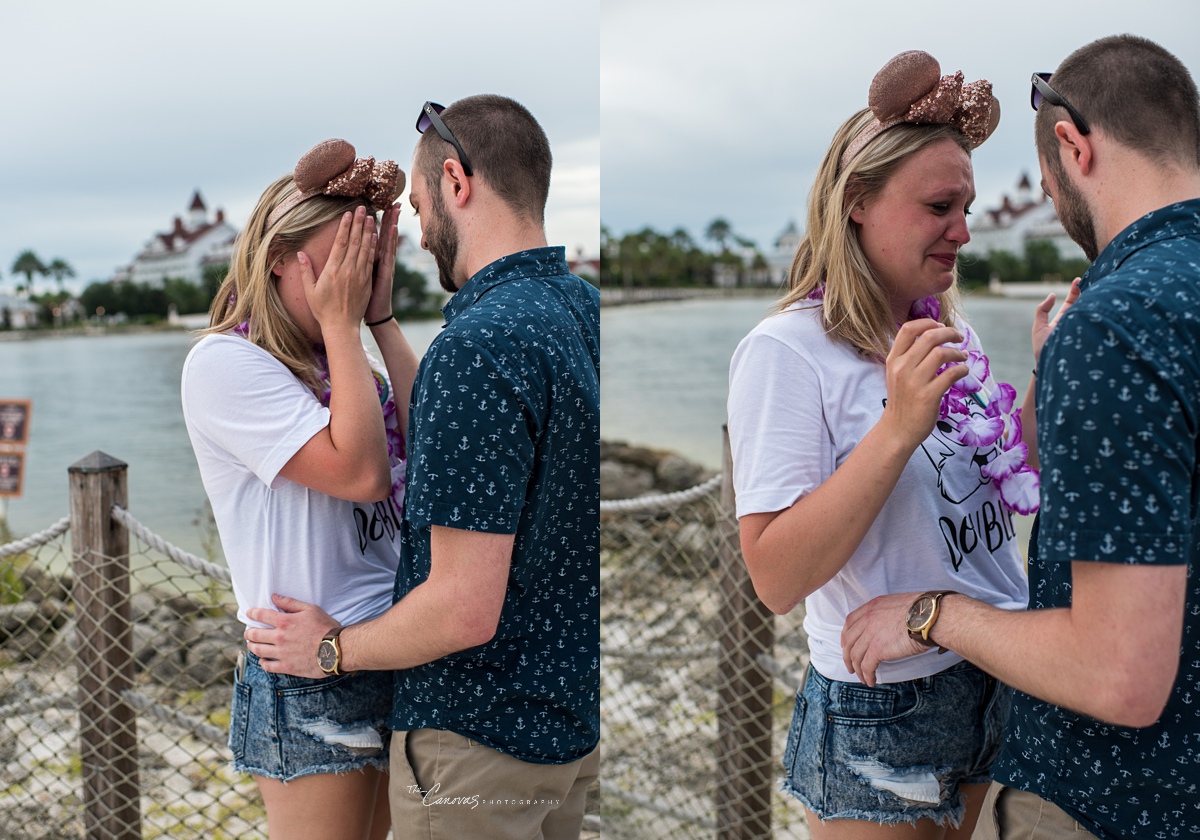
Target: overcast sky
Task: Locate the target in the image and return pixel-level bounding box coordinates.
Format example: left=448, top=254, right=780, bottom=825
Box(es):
left=0, top=0, right=598, bottom=291
left=602, top=0, right=1200, bottom=254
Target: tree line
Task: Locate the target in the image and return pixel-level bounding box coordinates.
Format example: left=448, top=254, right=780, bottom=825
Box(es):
left=8, top=250, right=75, bottom=294
left=600, top=220, right=1089, bottom=290
left=2, top=255, right=440, bottom=330
left=599, top=217, right=769, bottom=288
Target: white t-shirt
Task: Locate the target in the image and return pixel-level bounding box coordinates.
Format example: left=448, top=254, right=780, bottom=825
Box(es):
left=181, top=333, right=402, bottom=628
left=728, top=302, right=1028, bottom=683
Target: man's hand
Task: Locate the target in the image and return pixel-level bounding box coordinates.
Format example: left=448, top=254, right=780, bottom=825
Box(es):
left=244, top=594, right=339, bottom=679
left=841, top=592, right=930, bottom=687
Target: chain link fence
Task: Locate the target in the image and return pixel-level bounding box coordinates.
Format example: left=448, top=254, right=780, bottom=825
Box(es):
left=600, top=434, right=812, bottom=839
left=0, top=452, right=264, bottom=840
left=1, top=450, right=601, bottom=839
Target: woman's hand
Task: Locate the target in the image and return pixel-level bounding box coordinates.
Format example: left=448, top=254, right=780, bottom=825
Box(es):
left=301, top=206, right=378, bottom=334
left=365, top=203, right=401, bottom=325
left=1032, top=277, right=1082, bottom=361
left=842, top=592, right=930, bottom=687
left=880, top=319, right=969, bottom=452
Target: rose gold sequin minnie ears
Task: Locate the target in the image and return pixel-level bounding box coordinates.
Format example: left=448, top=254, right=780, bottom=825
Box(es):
left=839, top=50, right=1001, bottom=173
left=266, top=138, right=406, bottom=229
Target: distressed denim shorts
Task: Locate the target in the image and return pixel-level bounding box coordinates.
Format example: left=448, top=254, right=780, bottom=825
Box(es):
left=229, top=651, right=393, bottom=782
left=783, top=660, right=1011, bottom=827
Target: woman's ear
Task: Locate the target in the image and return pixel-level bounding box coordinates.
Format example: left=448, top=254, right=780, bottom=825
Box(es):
left=845, top=179, right=867, bottom=224
left=268, top=247, right=286, bottom=277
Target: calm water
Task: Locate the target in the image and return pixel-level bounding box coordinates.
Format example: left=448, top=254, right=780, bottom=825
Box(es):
left=0, top=322, right=444, bottom=558
left=601, top=293, right=1043, bottom=469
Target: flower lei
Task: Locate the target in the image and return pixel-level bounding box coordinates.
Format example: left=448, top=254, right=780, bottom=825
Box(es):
left=234, top=323, right=406, bottom=510
left=808, top=288, right=1039, bottom=515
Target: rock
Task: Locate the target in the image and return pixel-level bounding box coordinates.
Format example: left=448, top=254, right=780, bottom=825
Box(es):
left=674, top=522, right=711, bottom=557
left=38, top=598, right=67, bottom=631
left=153, top=594, right=202, bottom=624
left=44, top=617, right=77, bottom=661
left=601, top=439, right=715, bottom=499
left=17, top=567, right=70, bottom=604
left=182, top=638, right=239, bottom=689
left=0, top=602, right=40, bottom=640
left=601, top=440, right=669, bottom=470
left=656, top=454, right=706, bottom=491
left=190, top=615, right=244, bottom=643
left=600, top=461, right=655, bottom=500
left=130, top=590, right=160, bottom=624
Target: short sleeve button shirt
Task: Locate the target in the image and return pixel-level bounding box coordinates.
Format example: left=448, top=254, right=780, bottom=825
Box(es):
left=387, top=247, right=600, bottom=765
left=993, top=200, right=1200, bottom=838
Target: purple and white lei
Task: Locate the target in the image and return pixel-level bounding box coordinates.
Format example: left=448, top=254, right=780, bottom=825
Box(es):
left=806, top=288, right=1039, bottom=515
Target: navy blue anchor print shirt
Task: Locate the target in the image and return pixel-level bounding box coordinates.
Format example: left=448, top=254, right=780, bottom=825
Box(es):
left=387, top=247, right=600, bottom=765
left=993, top=199, right=1200, bottom=837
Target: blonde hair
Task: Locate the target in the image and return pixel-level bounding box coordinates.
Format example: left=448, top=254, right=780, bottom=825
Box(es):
left=205, top=176, right=371, bottom=392
left=778, top=109, right=971, bottom=360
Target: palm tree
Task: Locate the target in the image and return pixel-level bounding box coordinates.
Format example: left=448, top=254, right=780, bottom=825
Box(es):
left=704, top=217, right=733, bottom=253
left=11, top=251, right=46, bottom=297
left=46, top=258, right=75, bottom=292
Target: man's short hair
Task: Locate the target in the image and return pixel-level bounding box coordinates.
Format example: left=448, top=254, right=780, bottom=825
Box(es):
left=416, top=94, right=553, bottom=223
left=1036, top=34, right=1200, bottom=169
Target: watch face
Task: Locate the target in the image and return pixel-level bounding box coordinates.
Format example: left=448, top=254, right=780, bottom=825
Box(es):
left=906, top=597, right=936, bottom=632
left=317, top=639, right=339, bottom=672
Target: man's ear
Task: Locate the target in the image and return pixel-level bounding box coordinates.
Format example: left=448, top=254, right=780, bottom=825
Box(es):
left=1054, top=120, right=1094, bottom=176
left=444, top=159, right=472, bottom=208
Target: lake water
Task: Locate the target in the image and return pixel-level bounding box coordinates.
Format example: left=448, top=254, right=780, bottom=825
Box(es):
left=601, top=293, right=1043, bottom=469
left=0, top=322, right=444, bottom=558
left=1, top=294, right=1044, bottom=558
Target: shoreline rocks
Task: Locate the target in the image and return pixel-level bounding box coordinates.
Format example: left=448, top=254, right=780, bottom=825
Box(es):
left=600, top=440, right=715, bottom=500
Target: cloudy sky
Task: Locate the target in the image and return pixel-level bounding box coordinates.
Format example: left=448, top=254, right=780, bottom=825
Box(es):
left=603, top=0, right=1200, bottom=254
left=0, top=0, right=599, bottom=291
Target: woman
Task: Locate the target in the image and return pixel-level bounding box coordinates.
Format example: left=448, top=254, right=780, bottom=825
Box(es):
left=728, top=52, right=1034, bottom=837
left=181, top=139, right=417, bottom=840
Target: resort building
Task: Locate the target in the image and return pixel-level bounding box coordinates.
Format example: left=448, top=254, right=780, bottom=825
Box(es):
left=765, top=220, right=802, bottom=287
left=0, top=293, right=41, bottom=329
left=120, top=192, right=237, bottom=287
left=962, top=173, right=1085, bottom=261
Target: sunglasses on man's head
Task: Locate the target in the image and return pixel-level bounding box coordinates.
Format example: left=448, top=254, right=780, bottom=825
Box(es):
left=416, top=101, right=474, bottom=177
left=1030, top=73, right=1091, bottom=136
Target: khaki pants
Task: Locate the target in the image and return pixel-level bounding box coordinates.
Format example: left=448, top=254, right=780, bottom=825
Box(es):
left=972, top=783, right=1090, bottom=839
left=390, top=728, right=598, bottom=840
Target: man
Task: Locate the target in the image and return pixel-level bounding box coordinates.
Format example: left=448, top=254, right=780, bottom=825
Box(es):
left=840, top=35, right=1200, bottom=838
left=246, top=95, right=600, bottom=839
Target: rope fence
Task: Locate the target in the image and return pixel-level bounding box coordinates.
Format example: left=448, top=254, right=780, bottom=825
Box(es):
left=0, top=451, right=264, bottom=839
left=600, top=430, right=812, bottom=839
left=0, top=450, right=602, bottom=839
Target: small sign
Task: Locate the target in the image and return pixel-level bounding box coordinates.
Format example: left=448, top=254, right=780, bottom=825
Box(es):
left=0, top=450, right=24, bottom=498
left=0, top=400, right=31, bottom=446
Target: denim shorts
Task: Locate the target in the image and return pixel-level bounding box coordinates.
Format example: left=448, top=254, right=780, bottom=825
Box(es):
left=782, top=660, right=1011, bottom=827
left=229, top=651, right=393, bottom=782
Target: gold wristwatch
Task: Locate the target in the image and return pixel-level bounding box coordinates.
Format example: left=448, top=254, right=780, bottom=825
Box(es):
left=905, top=590, right=957, bottom=654
left=316, top=626, right=346, bottom=676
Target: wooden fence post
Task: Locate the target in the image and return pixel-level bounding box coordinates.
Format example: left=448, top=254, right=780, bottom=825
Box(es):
left=715, top=426, right=775, bottom=839
left=69, top=451, right=141, bottom=840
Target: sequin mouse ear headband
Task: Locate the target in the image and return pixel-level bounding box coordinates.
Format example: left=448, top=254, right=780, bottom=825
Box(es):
left=265, top=139, right=406, bottom=229
left=839, top=50, right=1001, bottom=173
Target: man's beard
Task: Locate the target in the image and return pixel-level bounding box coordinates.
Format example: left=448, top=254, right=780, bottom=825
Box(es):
left=1047, top=152, right=1100, bottom=262
left=425, top=185, right=461, bottom=293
